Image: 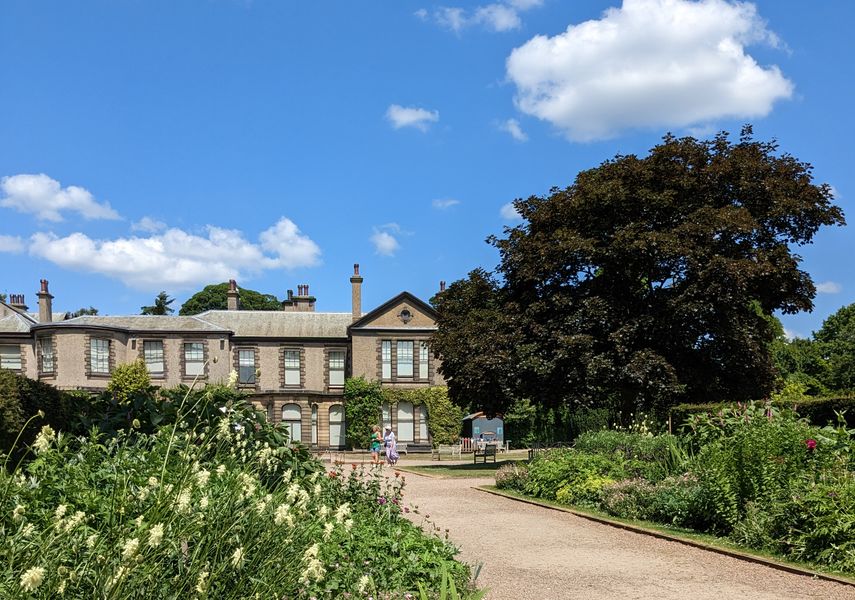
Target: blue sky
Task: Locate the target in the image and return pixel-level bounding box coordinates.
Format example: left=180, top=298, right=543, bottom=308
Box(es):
left=0, top=0, right=851, bottom=338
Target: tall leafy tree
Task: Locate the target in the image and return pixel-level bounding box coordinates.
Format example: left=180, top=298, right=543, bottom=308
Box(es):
left=433, top=128, right=844, bottom=418
left=179, top=283, right=281, bottom=315
left=141, top=291, right=175, bottom=315
left=813, top=302, right=855, bottom=392
left=68, top=306, right=99, bottom=318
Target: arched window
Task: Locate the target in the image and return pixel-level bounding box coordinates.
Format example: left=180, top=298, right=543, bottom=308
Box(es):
left=282, top=404, right=302, bottom=443
left=311, top=404, right=318, bottom=445
left=397, top=401, right=414, bottom=442
left=329, top=405, right=345, bottom=448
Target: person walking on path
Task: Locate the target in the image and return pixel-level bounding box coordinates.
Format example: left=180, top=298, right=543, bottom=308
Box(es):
left=384, top=426, right=399, bottom=466
left=370, top=425, right=383, bottom=464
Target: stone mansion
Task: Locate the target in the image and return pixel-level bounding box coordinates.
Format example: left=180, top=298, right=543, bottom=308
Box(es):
left=0, top=265, right=445, bottom=449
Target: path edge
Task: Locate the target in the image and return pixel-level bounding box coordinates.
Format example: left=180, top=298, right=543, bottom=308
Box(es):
left=474, top=485, right=855, bottom=589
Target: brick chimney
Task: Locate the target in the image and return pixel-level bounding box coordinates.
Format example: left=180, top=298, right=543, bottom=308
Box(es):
left=292, top=284, right=315, bottom=312
left=37, top=279, right=53, bottom=323
left=8, top=293, right=28, bottom=312
left=350, top=263, right=363, bottom=322
left=226, top=279, right=240, bottom=311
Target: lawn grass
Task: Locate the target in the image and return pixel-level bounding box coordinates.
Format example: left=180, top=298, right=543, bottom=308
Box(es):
left=480, top=485, right=855, bottom=586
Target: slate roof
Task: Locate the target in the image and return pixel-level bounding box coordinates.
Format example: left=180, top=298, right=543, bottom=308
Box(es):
left=197, top=310, right=352, bottom=338
left=0, top=313, right=36, bottom=333
left=38, top=315, right=230, bottom=333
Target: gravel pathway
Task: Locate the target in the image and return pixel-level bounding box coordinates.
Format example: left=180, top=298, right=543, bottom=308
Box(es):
left=396, top=466, right=855, bottom=600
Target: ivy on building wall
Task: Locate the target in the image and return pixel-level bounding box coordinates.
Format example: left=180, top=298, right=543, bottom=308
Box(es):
left=343, top=377, right=383, bottom=450
left=381, top=386, right=463, bottom=447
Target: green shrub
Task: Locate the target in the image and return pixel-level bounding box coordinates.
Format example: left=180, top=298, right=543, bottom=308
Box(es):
left=343, top=377, right=383, bottom=450
left=0, top=370, right=80, bottom=460
left=106, top=359, right=152, bottom=404
left=494, top=462, right=529, bottom=491
left=599, top=478, right=656, bottom=520
left=671, top=396, right=855, bottom=430
left=523, top=449, right=626, bottom=505
left=573, top=430, right=687, bottom=481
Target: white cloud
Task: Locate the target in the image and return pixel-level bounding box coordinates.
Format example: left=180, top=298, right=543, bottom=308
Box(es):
left=0, top=173, right=120, bottom=222
left=27, top=218, right=321, bottom=290
left=783, top=327, right=803, bottom=341
left=0, top=235, right=24, bottom=253
left=370, top=224, right=402, bottom=256
left=475, top=4, right=521, bottom=31
left=131, top=216, right=167, bottom=233
left=499, top=118, right=528, bottom=141
left=386, top=104, right=440, bottom=132
left=506, top=0, right=794, bottom=141
left=259, top=217, right=322, bottom=268
left=816, top=281, right=842, bottom=294
left=500, top=202, right=521, bottom=220
left=422, top=1, right=542, bottom=33
left=432, top=198, right=461, bottom=210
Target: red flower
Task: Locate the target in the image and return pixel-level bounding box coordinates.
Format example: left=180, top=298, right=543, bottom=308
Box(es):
left=805, top=438, right=817, bottom=451
left=328, top=470, right=338, bottom=478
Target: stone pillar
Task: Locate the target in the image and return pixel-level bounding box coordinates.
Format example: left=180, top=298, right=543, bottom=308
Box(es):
left=37, top=279, right=53, bottom=323
left=227, top=279, right=240, bottom=311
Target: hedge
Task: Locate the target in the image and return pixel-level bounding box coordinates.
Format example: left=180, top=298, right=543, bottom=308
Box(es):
left=0, top=370, right=85, bottom=459
left=670, top=395, right=855, bottom=430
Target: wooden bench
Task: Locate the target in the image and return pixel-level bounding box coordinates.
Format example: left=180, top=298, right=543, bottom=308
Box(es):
left=397, top=442, right=408, bottom=456
left=473, top=444, right=498, bottom=464
left=431, top=444, right=462, bottom=460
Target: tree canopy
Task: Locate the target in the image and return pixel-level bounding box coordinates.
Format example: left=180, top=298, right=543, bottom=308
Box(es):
left=179, top=283, right=282, bottom=315
left=432, top=128, right=844, bottom=418
left=141, top=291, right=175, bottom=315
left=68, top=306, right=99, bottom=318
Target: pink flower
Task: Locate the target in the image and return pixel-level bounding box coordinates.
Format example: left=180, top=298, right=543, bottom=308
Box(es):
left=805, top=438, right=817, bottom=451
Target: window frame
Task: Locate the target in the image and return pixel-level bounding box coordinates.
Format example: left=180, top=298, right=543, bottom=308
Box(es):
left=396, top=341, right=414, bottom=378
left=142, top=340, right=165, bottom=376
left=328, top=349, right=345, bottom=387
left=0, top=344, right=22, bottom=371
left=183, top=342, right=205, bottom=377
left=39, top=337, right=55, bottom=375
left=238, top=349, right=256, bottom=385
left=283, top=349, right=301, bottom=387
left=90, top=338, right=110, bottom=375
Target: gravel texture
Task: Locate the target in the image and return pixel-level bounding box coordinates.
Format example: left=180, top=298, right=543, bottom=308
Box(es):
left=396, top=464, right=855, bottom=600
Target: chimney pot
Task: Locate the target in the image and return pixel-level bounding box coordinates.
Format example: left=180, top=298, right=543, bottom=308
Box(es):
left=440, top=280, right=446, bottom=292
left=354, top=263, right=360, bottom=276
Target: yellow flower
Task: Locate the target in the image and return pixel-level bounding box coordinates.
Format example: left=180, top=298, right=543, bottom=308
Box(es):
left=12, top=504, right=25, bottom=521
left=195, top=571, right=209, bottom=594
left=20, top=566, right=45, bottom=592
left=33, top=425, right=56, bottom=453
left=357, top=574, right=371, bottom=594
left=195, top=469, right=211, bottom=488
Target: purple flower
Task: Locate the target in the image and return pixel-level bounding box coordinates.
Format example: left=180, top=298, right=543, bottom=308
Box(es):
left=377, top=496, right=387, bottom=505
left=805, top=438, right=817, bottom=451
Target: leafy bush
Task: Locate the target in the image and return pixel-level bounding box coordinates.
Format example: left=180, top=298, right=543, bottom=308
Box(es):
left=523, top=449, right=625, bottom=505
left=343, top=377, right=383, bottom=450
left=106, top=359, right=152, bottom=404
left=494, top=462, right=529, bottom=491
left=671, top=396, right=855, bottom=430
left=0, top=370, right=80, bottom=460
left=599, top=478, right=656, bottom=520
left=573, top=430, right=687, bottom=481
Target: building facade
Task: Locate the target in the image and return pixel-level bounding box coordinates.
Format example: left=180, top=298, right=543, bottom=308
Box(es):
left=0, top=267, right=445, bottom=449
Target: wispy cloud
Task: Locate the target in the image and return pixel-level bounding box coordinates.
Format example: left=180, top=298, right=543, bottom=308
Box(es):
left=816, top=281, right=842, bottom=294
left=386, top=104, right=440, bottom=132
left=432, top=198, right=460, bottom=210
left=500, top=202, right=521, bottom=220
left=0, top=235, right=24, bottom=253
left=419, top=0, right=542, bottom=33
left=499, top=118, right=528, bottom=141
left=1, top=173, right=120, bottom=222
left=131, top=216, right=167, bottom=233
left=27, top=217, right=321, bottom=290
left=507, top=0, right=792, bottom=141
left=370, top=224, right=402, bottom=256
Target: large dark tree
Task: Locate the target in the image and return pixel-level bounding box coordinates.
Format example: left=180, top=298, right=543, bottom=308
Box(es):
left=179, top=283, right=281, bottom=315
left=141, top=291, right=175, bottom=315
left=433, top=128, right=844, bottom=418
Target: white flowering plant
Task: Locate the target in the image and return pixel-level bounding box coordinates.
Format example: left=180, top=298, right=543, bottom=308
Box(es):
left=0, top=382, right=476, bottom=598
